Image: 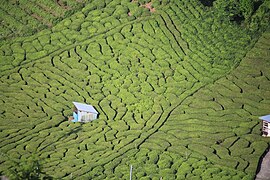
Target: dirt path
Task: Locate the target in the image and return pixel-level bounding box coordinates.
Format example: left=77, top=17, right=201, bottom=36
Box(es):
left=55, top=0, right=72, bottom=10
left=31, top=13, right=52, bottom=28
left=256, top=148, right=270, bottom=180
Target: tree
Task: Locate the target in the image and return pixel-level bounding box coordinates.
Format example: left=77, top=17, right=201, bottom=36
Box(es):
left=213, top=0, right=254, bottom=24
left=240, top=0, right=254, bottom=24
left=250, top=1, right=270, bottom=31
left=2, top=153, right=52, bottom=180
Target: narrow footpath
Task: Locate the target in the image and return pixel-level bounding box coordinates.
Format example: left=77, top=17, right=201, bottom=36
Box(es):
left=256, top=148, right=270, bottom=180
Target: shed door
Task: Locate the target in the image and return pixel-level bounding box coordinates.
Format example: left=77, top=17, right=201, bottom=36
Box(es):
left=81, top=113, right=94, bottom=121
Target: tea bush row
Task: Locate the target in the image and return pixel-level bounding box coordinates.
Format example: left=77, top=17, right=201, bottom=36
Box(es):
left=1, top=1, right=270, bottom=179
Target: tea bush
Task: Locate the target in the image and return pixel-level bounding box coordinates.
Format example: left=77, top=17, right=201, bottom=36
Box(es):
left=1, top=0, right=270, bottom=179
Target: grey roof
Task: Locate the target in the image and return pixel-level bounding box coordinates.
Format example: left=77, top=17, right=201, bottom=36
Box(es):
left=73, top=102, right=98, bottom=114
left=259, top=115, right=270, bottom=122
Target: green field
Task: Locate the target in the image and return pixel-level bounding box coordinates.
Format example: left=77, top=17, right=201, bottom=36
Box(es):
left=0, top=0, right=87, bottom=40
left=0, top=0, right=270, bottom=179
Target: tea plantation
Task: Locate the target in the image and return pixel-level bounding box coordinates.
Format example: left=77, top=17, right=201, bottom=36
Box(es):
left=0, top=0, right=270, bottom=179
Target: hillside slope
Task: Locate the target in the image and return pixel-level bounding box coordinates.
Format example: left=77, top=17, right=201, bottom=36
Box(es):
left=0, top=0, right=269, bottom=179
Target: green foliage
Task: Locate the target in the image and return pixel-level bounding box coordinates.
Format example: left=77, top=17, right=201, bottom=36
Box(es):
left=0, top=1, right=270, bottom=179
left=240, top=0, right=254, bottom=23
left=250, top=1, right=270, bottom=32
left=178, top=161, right=193, bottom=176
left=3, top=153, right=51, bottom=180
left=213, top=0, right=270, bottom=31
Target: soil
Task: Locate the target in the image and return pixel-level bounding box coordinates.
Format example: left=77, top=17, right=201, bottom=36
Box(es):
left=31, top=13, right=53, bottom=28
left=37, top=2, right=62, bottom=17
left=55, top=0, right=72, bottom=10
left=141, top=2, right=156, bottom=13
left=144, top=2, right=156, bottom=12
left=130, top=1, right=156, bottom=13
left=255, top=148, right=270, bottom=180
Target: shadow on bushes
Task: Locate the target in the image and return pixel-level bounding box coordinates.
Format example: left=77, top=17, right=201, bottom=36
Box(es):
left=1, top=153, right=53, bottom=180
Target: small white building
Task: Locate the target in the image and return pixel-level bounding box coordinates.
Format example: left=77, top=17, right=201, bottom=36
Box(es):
left=259, top=115, right=270, bottom=137
left=72, top=102, right=98, bottom=122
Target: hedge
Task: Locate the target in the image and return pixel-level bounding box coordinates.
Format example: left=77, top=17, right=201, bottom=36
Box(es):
left=143, top=163, right=158, bottom=176
left=140, top=141, right=165, bottom=151
left=177, top=161, right=193, bottom=177
left=157, top=153, right=173, bottom=169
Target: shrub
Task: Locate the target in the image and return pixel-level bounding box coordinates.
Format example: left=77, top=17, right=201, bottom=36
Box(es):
left=10, top=43, right=24, bottom=54
left=112, top=106, right=126, bottom=120
left=202, top=167, right=221, bottom=177
left=159, top=168, right=176, bottom=179
left=21, top=42, right=37, bottom=53
left=4, top=154, right=51, bottom=180
left=25, top=138, right=45, bottom=153
left=100, top=99, right=116, bottom=120
left=250, top=1, right=270, bottom=32
left=188, top=143, right=215, bottom=158
left=140, top=82, right=153, bottom=94
left=27, top=50, right=48, bottom=60
left=105, top=129, right=117, bottom=141
left=144, top=163, right=158, bottom=176
left=177, top=161, right=193, bottom=176
left=186, top=174, right=201, bottom=180
left=9, top=72, right=22, bottom=81
left=89, top=74, right=101, bottom=83
left=251, top=140, right=268, bottom=155
left=157, top=153, right=172, bottom=169
left=142, top=109, right=154, bottom=120
left=113, top=5, right=129, bottom=18
left=220, top=136, right=238, bottom=148
left=107, top=85, right=120, bottom=95
left=113, top=164, right=127, bottom=178
left=142, top=21, right=155, bottom=35
left=130, top=6, right=143, bottom=18
left=43, top=44, right=58, bottom=52
left=118, top=89, right=138, bottom=105
left=141, top=142, right=165, bottom=151
left=146, top=150, right=159, bottom=164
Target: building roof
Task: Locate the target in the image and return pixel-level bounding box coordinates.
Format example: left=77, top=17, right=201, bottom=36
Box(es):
left=73, top=102, right=98, bottom=114
left=259, top=115, right=270, bottom=122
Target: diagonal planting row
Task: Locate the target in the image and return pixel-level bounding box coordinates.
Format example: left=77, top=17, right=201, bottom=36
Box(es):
left=142, top=30, right=270, bottom=179
left=0, top=0, right=165, bottom=69
left=0, top=0, right=86, bottom=39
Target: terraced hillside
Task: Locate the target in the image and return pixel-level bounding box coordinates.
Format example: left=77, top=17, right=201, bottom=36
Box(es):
left=0, top=0, right=86, bottom=40
left=0, top=0, right=270, bottom=179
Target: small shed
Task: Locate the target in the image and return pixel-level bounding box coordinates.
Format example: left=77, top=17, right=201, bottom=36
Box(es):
left=71, top=102, right=98, bottom=122
left=259, top=115, right=270, bottom=137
